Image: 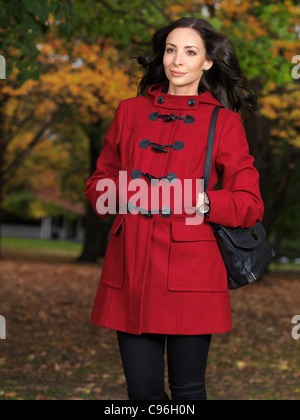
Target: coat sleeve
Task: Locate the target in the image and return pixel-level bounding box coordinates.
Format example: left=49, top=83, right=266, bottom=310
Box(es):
left=85, top=100, right=126, bottom=219
left=207, top=112, right=264, bottom=228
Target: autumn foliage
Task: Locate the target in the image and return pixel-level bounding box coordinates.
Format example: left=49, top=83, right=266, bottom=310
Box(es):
left=0, top=0, right=299, bottom=257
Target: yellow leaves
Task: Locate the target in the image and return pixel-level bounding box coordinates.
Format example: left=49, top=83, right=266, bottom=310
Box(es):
left=218, top=1, right=269, bottom=41
left=2, top=68, right=39, bottom=97
left=260, top=83, right=300, bottom=148
left=260, top=95, right=282, bottom=109
left=34, top=99, right=57, bottom=119
left=260, top=95, right=282, bottom=120
left=266, top=81, right=277, bottom=92
left=289, top=109, right=300, bottom=121
left=272, top=40, right=300, bottom=59
left=236, top=360, right=247, bottom=370
left=34, top=40, right=136, bottom=125
left=166, top=4, right=188, bottom=18
left=3, top=37, right=136, bottom=128
left=4, top=392, right=17, bottom=399
left=28, top=201, right=48, bottom=220
left=276, top=360, right=291, bottom=371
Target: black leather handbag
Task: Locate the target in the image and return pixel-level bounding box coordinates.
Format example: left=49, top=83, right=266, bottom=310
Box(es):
left=204, top=106, right=276, bottom=290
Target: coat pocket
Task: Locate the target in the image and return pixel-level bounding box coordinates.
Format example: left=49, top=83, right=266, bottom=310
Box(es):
left=168, top=220, right=227, bottom=292
left=100, top=214, right=125, bottom=289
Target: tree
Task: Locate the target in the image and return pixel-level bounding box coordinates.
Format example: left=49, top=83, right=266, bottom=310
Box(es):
left=38, top=39, right=136, bottom=261
left=0, top=0, right=75, bottom=257
left=1, top=38, right=136, bottom=261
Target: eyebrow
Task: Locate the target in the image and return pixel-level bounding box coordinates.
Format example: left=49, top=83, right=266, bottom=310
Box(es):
left=166, top=43, right=200, bottom=51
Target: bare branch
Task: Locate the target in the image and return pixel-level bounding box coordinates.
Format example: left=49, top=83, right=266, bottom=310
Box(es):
left=2, top=113, right=60, bottom=183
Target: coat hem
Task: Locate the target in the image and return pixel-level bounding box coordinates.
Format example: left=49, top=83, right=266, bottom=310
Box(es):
left=90, top=319, right=232, bottom=336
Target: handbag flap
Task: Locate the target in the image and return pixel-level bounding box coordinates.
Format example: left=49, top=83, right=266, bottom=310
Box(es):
left=212, top=222, right=267, bottom=250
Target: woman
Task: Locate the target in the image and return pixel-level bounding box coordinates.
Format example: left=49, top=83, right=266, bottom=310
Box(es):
left=85, top=17, right=264, bottom=400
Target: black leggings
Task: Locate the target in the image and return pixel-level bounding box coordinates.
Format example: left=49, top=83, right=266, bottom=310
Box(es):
left=117, top=331, right=212, bottom=401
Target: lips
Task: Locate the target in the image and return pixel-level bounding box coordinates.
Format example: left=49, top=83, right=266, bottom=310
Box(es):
left=171, top=71, right=187, bottom=77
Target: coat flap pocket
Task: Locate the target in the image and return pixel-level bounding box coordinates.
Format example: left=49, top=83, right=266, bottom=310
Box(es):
left=110, top=214, right=125, bottom=235
left=172, top=220, right=217, bottom=242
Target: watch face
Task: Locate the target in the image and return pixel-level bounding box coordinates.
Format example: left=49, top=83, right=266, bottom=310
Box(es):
left=200, top=204, right=210, bottom=214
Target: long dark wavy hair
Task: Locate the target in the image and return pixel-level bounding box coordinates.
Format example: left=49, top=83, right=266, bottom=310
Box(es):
left=136, top=17, right=257, bottom=114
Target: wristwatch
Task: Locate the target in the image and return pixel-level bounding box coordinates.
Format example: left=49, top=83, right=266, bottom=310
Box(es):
left=199, top=193, right=211, bottom=215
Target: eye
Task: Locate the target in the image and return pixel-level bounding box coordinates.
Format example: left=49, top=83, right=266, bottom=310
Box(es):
left=187, top=50, right=196, bottom=56
left=166, top=48, right=175, bottom=54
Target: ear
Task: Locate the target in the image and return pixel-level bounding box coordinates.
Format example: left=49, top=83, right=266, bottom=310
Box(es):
left=203, top=60, right=213, bottom=72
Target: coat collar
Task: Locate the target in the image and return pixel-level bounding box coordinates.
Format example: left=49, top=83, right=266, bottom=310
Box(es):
left=147, top=85, right=223, bottom=110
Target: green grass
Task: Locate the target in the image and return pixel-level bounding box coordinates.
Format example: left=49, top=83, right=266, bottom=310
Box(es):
left=1, top=237, right=300, bottom=271
left=270, top=262, right=300, bottom=272
left=1, top=237, right=82, bottom=255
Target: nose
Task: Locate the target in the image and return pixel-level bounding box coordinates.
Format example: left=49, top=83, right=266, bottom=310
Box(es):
left=173, top=52, right=184, bottom=67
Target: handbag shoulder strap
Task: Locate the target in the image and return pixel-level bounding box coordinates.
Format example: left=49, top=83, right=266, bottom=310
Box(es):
left=203, top=106, right=223, bottom=192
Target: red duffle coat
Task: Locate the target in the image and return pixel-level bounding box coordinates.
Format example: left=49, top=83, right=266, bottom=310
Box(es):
left=85, top=85, right=264, bottom=336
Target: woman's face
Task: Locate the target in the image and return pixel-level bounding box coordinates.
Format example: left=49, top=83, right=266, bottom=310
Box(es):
left=163, top=27, right=213, bottom=95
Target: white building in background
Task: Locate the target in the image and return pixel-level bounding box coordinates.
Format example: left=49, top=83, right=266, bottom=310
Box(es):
left=1, top=191, right=86, bottom=243
left=0, top=215, right=85, bottom=243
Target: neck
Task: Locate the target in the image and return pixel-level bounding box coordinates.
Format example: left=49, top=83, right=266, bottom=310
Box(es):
left=167, top=83, right=199, bottom=96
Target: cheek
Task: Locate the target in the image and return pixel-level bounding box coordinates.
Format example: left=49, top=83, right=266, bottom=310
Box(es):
left=163, top=54, right=171, bottom=69
left=188, top=57, right=204, bottom=74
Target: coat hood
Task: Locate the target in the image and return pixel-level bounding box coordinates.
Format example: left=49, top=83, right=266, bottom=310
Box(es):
left=147, top=84, right=223, bottom=110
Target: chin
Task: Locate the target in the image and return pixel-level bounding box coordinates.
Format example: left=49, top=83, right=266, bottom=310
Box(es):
left=170, top=79, right=189, bottom=87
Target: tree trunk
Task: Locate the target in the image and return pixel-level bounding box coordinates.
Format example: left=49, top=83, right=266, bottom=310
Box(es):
left=77, top=201, right=110, bottom=263
left=241, top=80, right=275, bottom=236
left=78, top=119, right=113, bottom=263
left=243, top=112, right=274, bottom=230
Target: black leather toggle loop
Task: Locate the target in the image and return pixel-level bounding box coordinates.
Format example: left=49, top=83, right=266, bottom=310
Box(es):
left=149, top=112, right=195, bottom=125
left=152, top=143, right=169, bottom=153
left=161, top=113, right=177, bottom=122
left=139, top=139, right=185, bottom=153
left=131, top=169, right=178, bottom=184
left=127, top=202, right=173, bottom=218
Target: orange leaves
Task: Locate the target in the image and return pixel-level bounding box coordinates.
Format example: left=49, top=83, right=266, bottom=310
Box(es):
left=165, top=3, right=192, bottom=18
left=272, top=39, right=300, bottom=60
left=0, top=37, right=136, bottom=220
left=218, top=0, right=253, bottom=19
left=260, top=84, right=300, bottom=148
left=246, top=15, right=268, bottom=38
left=35, top=39, right=136, bottom=124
